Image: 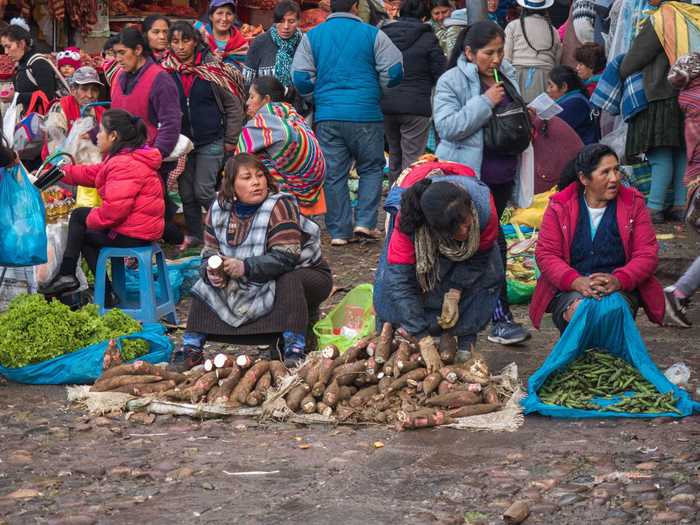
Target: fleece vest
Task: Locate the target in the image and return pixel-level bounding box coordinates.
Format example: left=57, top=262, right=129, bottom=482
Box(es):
left=111, top=63, right=161, bottom=145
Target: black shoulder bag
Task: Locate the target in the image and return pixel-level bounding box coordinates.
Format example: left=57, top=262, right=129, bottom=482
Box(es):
left=482, top=77, right=532, bottom=157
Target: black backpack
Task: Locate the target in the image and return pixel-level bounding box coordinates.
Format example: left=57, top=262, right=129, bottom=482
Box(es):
left=482, top=77, right=532, bottom=157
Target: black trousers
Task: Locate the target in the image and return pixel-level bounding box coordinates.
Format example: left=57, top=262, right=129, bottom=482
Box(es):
left=159, top=161, right=185, bottom=245
left=486, top=181, right=514, bottom=321
left=59, top=207, right=150, bottom=277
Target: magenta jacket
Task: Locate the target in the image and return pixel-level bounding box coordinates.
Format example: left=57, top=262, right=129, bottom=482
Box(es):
left=529, top=182, right=664, bottom=329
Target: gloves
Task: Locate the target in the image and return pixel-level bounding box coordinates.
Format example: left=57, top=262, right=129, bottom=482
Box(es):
left=437, top=288, right=461, bottom=330
left=418, top=335, right=443, bottom=374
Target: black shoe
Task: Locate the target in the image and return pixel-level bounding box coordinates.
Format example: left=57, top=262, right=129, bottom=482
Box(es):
left=665, top=207, right=686, bottom=223
left=170, top=345, right=204, bottom=372
left=664, top=288, right=692, bottom=328
left=39, top=274, right=80, bottom=296
left=651, top=211, right=666, bottom=224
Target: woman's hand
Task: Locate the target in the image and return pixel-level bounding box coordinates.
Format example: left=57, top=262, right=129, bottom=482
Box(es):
left=206, top=267, right=227, bottom=288
left=589, top=273, right=621, bottom=297
left=571, top=276, right=598, bottom=298
left=223, top=257, right=246, bottom=278
left=484, top=83, right=505, bottom=106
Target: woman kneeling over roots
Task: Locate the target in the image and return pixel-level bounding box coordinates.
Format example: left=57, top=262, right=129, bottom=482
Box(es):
left=373, top=161, right=503, bottom=369
left=530, top=144, right=665, bottom=333
left=177, top=153, right=333, bottom=370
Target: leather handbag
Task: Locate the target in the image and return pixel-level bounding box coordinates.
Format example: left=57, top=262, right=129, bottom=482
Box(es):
left=483, top=77, right=533, bottom=156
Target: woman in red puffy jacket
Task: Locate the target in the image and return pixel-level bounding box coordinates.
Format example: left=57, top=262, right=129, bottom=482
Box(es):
left=39, top=109, right=165, bottom=296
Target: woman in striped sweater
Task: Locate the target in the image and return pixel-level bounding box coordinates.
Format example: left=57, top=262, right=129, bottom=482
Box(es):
left=237, top=76, right=326, bottom=216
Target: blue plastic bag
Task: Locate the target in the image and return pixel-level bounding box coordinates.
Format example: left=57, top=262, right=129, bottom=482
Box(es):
left=0, top=164, right=47, bottom=267
left=0, top=323, right=173, bottom=385
left=123, top=256, right=201, bottom=304
left=521, top=294, right=700, bottom=418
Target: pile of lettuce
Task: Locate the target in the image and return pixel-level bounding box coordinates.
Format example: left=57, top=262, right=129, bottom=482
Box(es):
left=0, top=294, right=149, bottom=368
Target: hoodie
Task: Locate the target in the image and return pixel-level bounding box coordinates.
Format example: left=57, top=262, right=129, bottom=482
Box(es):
left=380, top=17, right=446, bottom=116
left=61, top=147, right=165, bottom=240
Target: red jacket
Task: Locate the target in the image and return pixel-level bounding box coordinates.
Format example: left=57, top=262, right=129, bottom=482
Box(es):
left=387, top=161, right=499, bottom=265
left=529, top=183, right=664, bottom=328
left=62, top=147, right=165, bottom=240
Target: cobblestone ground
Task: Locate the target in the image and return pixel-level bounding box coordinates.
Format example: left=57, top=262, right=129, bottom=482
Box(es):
left=1, top=225, right=699, bottom=525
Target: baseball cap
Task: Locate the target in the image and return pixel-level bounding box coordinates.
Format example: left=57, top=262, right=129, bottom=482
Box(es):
left=71, top=66, right=104, bottom=87
left=208, top=0, right=236, bottom=13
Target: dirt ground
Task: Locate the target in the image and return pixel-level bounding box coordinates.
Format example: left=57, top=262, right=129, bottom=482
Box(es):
left=1, top=224, right=700, bottom=525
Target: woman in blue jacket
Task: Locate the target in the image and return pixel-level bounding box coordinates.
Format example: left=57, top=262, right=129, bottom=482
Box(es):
left=546, top=65, right=600, bottom=145
left=432, top=20, right=531, bottom=347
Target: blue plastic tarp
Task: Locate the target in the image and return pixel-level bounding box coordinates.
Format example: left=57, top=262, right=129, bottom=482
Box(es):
left=521, top=294, right=700, bottom=418
left=0, top=323, right=173, bottom=385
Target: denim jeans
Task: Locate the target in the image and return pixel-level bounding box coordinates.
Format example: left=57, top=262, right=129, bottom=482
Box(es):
left=647, top=146, right=687, bottom=211
left=315, top=121, right=385, bottom=240
left=178, top=139, right=225, bottom=241
left=675, top=256, right=700, bottom=297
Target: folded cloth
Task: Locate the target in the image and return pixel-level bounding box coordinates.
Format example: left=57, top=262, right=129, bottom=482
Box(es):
left=591, top=54, right=648, bottom=122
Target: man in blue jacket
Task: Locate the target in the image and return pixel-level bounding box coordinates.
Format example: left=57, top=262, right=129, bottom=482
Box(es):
left=292, top=0, right=403, bottom=245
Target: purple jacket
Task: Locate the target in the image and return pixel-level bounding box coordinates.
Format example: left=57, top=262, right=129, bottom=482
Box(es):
left=117, top=58, right=181, bottom=158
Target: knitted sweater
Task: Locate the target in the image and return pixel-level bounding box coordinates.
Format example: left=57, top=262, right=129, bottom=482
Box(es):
left=504, top=15, right=562, bottom=69
left=571, top=0, right=596, bottom=43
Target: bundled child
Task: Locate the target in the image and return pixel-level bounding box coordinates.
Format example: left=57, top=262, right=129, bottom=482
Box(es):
left=56, top=46, right=82, bottom=82
left=574, top=42, right=606, bottom=97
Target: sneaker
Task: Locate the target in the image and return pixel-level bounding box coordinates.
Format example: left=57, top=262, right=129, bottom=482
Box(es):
left=330, top=238, right=349, bottom=246
left=488, top=320, right=531, bottom=345
left=664, top=288, right=692, bottom=328
left=170, top=345, right=204, bottom=372
left=353, top=226, right=382, bottom=240
left=665, top=207, right=686, bottom=223
left=39, top=274, right=80, bottom=296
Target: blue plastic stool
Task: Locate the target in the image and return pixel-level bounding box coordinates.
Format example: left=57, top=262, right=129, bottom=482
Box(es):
left=94, top=243, right=178, bottom=325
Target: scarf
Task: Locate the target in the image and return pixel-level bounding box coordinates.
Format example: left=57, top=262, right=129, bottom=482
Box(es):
left=414, top=201, right=481, bottom=293
left=161, top=50, right=245, bottom=104
left=649, top=1, right=700, bottom=65
left=198, top=22, right=249, bottom=68
left=269, top=26, right=301, bottom=87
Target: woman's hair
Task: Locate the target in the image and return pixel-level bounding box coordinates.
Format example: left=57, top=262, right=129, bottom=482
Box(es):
left=574, top=42, right=606, bottom=73
left=101, top=109, right=148, bottom=155
left=519, top=8, right=554, bottom=54
left=430, top=0, right=455, bottom=9
left=447, top=20, right=505, bottom=69
left=219, top=153, right=278, bottom=204
left=557, top=144, right=618, bottom=190
left=399, top=179, right=473, bottom=236
left=273, top=0, right=301, bottom=22
left=0, top=24, right=32, bottom=48
left=0, top=132, right=15, bottom=168
left=400, top=0, right=427, bottom=19
left=102, top=35, right=120, bottom=54
left=143, top=14, right=170, bottom=35
left=116, top=26, right=152, bottom=57
left=252, top=75, right=293, bottom=103
left=169, top=20, right=201, bottom=44
left=549, top=64, right=586, bottom=94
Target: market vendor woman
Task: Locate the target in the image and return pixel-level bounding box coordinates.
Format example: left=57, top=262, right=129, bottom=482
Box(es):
left=530, top=144, right=665, bottom=333
left=373, top=160, right=503, bottom=366
left=178, top=154, right=333, bottom=370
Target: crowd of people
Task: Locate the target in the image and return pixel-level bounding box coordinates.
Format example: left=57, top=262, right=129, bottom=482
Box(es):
left=0, top=0, right=699, bottom=371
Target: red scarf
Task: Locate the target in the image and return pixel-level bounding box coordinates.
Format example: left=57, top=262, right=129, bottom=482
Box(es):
left=161, top=50, right=245, bottom=103
left=204, top=26, right=249, bottom=63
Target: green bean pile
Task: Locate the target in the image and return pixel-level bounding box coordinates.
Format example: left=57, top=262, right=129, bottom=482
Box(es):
left=539, top=349, right=680, bottom=414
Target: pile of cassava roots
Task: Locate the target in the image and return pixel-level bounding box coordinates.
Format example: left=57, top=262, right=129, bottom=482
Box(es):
left=90, top=323, right=505, bottom=431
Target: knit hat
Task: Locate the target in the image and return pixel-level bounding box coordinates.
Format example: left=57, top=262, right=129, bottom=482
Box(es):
left=57, top=47, right=82, bottom=70
left=0, top=54, right=15, bottom=81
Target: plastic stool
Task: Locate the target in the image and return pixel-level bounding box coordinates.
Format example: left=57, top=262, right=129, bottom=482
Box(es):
left=94, top=243, right=178, bottom=325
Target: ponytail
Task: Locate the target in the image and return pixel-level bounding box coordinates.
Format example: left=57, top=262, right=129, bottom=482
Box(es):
left=447, top=20, right=505, bottom=70
left=101, top=109, right=149, bottom=155
left=251, top=75, right=295, bottom=103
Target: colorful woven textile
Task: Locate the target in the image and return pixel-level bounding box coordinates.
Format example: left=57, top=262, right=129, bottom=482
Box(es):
left=649, top=1, right=700, bottom=65
left=237, top=102, right=325, bottom=212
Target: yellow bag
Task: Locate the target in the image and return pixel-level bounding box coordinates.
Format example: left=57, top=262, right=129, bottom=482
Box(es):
left=510, top=187, right=556, bottom=229
left=75, top=186, right=101, bottom=208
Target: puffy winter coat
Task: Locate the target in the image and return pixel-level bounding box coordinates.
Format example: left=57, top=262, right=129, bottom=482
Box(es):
left=380, top=17, right=446, bottom=117
left=433, top=55, right=527, bottom=176
left=529, top=182, right=664, bottom=329
left=62, top=147, right=165, bottom=240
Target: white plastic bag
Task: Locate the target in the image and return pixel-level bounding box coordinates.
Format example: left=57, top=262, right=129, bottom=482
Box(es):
left=664, top=363, right=691, bottom=387
left=164, top=134, right=194, bottom=162
left=34, top=220, right=88, bottom=290
left=514, top=144, right=535, bottom=209
left=600, top=123, right=628, bottom=160
left=2, top=93, right=19, bottom=148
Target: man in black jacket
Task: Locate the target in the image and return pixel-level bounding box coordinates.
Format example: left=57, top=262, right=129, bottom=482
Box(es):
left=381, top=0, right=446, bottom=184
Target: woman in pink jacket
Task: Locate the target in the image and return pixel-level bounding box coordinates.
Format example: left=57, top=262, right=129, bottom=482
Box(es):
left=529, top=144, right=664, bottom=333
left=39, top=109, right=165, bottom=296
